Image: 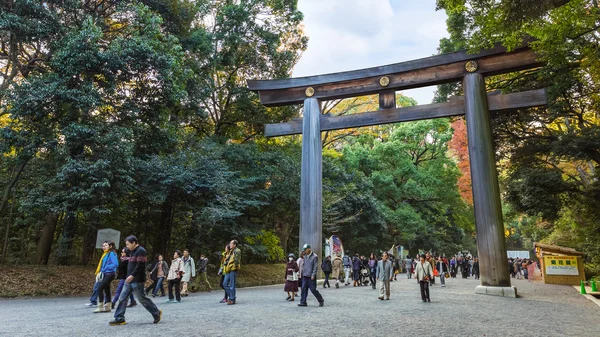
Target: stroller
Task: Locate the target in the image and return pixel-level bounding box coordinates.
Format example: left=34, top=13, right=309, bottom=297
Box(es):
left=360, top=263, right=371, bottom=286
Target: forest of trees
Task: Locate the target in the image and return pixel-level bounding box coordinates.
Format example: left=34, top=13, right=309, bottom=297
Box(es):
left=0, top=1, right=598, bottom=276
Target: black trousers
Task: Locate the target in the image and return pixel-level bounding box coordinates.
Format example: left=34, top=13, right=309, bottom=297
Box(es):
left=323, top=272, right=331, bottom=287
left=168, top=278, right=181, bottom=301
left=97, top=273, right=115, bottom=304
left=419, top=281, right=430, bottom=301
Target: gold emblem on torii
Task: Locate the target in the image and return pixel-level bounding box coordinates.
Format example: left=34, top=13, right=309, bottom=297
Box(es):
left=465, top=61, right=479, bottom=73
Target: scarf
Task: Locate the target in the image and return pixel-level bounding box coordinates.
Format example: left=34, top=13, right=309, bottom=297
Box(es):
left=96, top=251, right=107, bottom=275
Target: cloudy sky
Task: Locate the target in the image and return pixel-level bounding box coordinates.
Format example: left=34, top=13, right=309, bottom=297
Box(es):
left=293, top=0, right=449, bottom=105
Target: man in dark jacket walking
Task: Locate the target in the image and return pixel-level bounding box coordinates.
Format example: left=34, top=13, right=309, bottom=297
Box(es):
left=298, top=244, right=324, bottom=307
left=110, top=235, right=162, bottom=326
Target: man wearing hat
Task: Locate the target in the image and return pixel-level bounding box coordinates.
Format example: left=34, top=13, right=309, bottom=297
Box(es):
left=298, top=244, right=325, bottom=307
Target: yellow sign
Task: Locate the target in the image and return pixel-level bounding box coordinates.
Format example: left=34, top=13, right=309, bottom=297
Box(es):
left=544, top=256, right=579, bottom=276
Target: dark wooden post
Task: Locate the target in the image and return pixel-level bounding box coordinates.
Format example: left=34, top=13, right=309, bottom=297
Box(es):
left=379, top=90, right=396, bottom=109
left=463, top=73, right=514, bottom=296
left=300, top=98, right=323, bottom=266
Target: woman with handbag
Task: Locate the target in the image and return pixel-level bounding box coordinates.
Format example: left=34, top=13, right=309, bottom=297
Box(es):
left=436, top=256, right=449, bottom=287
left=94, top=240, right=118, bottom=313
left=166, top=250, right=184, bottom=303
left=284, top=253, right=299, bottom=301
left=415, top=254, right=433, bottom=303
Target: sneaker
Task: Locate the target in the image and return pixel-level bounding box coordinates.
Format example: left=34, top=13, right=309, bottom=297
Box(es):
left=297, top=303, right=307, bottom=307
left=219, top=298, right=228, bottom=303
left=319, top=301, right=324, bottom=307
left=442, top=285, right=445, bottom=287
left=85, top=302, right=95, bottom=307
left=165, top=299, right=174, bottom=303
left=335, top=283, right=339, bottom=289
left=175, top=300, right=181, bottom=303
left=378, top=297, right=384, bottom=300
left=109, top=319, right=126, bottom=326
left=153, top=310, right=162, bottom=324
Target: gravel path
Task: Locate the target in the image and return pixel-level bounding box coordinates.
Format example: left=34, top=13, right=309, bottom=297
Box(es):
left=1, top=276, right=598, bottom=336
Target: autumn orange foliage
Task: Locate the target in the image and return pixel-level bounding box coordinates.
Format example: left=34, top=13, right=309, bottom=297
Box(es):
left=449, top=118, right=473, bottom=205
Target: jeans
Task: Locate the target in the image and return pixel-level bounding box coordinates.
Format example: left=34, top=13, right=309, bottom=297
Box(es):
left=407, top=268, right=412, bottom=279
left=153, top=277, right=165, bottom=296
left=89, top=281, right=100, bottom=305
left=419, top=281, right=430, bottom=301
left=439, top=272, right=445, bottom=286
left=168, top=278, right=181, bottom=301
left=113, top=279, right=134, bottom=304
left=300, top=276, right=324, bottom=304
left=344, top=267, right=351, bottom=283
left=323, top=272, right=330, bottom=287
left=369, top=268, right=376, bottom=287
left=223, top=271, right=238, bottom=302
left=219, top=275, right=228, bottom=300
left=353, top=269, right=360, bottom=281
left=114, top=282, right=160, bottom=322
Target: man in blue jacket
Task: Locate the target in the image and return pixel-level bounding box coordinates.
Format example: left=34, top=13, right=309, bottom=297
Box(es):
left=298, top=244, right=324, bottom=307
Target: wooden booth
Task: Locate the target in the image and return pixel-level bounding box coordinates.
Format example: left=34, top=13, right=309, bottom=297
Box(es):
left=534, top=243, right=585, bottom=285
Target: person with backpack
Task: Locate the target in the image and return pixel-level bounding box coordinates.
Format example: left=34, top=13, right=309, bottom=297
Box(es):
left=150, top=254, right=168, bottom=297
left=342, top=253, right=352, bottom=286
left=405, top=255, right=413, bottom=279
left=321, top=255, right=332, bottom=288
left=180, top=249, right=196, bottom=297
left=332, top=253, right=343, bottom=288
left=352, top=254, right=361, bottom=287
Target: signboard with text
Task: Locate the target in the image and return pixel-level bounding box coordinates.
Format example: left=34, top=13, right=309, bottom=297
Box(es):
left=95, top=229, right=121, bottom=249
left=544, top=256, right=578, bottom=276
left=507, top=250, right=530, bottom=259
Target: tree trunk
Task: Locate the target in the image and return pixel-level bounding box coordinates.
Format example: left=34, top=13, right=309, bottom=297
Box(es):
left=153, top=202, right=173, bottom=256
left=35, top=213, right=59, bottom=265
left=81, top=222, right=98, bottom=266
left=1, top=199, right=14, bottom=263
left=0, top=160, right=27, bottom=220
left=57, top=208, right=77, bottom=265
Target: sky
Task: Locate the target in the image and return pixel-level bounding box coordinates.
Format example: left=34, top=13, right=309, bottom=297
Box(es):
left=293, top=0, right=449, bottom=105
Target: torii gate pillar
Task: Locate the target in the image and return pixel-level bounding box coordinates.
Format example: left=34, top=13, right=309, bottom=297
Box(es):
left=299, top=98, right=323, bottom=265
left=464, top=73, right=515, bottom=297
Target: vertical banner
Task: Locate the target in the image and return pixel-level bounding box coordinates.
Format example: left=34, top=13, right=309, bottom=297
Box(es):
left=329, top=235, right=344, bottom=257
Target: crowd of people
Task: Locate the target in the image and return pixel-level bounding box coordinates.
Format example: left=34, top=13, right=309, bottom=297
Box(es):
left=85, top=236, right=534, bottom=326
left=288, top=248, right=473, bottom=305
left=84, top=236, right=241, bottom=326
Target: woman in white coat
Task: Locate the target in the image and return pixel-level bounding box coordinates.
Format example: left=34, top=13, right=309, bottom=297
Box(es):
left=181, top=249, right=196, bottom=296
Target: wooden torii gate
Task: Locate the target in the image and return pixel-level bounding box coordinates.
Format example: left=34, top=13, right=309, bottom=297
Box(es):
left=248, top=44, right=546, bottom=296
